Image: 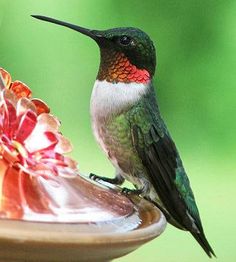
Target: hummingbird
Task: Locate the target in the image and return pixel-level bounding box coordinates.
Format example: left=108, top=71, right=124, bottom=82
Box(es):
left=32, top=15, right=215, bottom=258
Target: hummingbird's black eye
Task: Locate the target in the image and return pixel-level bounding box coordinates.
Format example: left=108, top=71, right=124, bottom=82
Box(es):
left=119, top=35, right=132, bottom=46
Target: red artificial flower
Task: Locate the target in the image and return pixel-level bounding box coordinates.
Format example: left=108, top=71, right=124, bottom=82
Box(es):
left=0, top=68, right=79, bottom=220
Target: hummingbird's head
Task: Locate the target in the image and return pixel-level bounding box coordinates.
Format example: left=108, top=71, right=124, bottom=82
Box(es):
left=32, top=15, right=156, bottom=84
left=91, top=27, right=156, bottom=83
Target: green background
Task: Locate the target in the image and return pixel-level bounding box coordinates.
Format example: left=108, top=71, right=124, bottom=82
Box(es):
left=0, top=0, right=235, bottom=261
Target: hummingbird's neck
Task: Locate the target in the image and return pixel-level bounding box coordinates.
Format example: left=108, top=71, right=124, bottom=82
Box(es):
left=97, top=48, right=150, bottom=84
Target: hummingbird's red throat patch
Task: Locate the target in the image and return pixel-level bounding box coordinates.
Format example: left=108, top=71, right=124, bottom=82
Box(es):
left=97, top=52, right=150, bottom=84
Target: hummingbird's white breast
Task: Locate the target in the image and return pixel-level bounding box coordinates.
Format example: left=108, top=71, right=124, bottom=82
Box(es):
left=90, top=79, right=148, bottom=160
left=90, top=80, right=148, bottom=118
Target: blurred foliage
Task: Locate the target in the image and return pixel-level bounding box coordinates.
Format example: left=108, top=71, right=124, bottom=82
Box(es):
left=0, top=0, right=236, bottom=261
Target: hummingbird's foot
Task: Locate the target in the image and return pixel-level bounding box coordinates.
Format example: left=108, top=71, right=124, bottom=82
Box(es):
left=89, top=173, right=124, bottom=185
left=122, top=181, right=150, bottom=196
left=121, top=187, right=144, bottom=196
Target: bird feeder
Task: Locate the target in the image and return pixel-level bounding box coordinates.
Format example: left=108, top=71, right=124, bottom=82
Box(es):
left=0, top=68, right=166, bottom=261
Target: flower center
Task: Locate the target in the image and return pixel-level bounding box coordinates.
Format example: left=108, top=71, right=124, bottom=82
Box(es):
left=12, top=140, right=28, bottom=159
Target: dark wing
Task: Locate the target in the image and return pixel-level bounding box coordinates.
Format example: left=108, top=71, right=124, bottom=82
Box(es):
left=129, top=88, right=215, bottom=257
left=131, top=123, right=202, bottom=232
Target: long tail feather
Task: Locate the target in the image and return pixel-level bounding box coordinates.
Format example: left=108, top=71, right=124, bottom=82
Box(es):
left=191, top=231, right=216, bottom=258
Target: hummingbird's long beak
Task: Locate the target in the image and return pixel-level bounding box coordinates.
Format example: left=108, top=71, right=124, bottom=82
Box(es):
left=31, top=15, right=99, bottom=41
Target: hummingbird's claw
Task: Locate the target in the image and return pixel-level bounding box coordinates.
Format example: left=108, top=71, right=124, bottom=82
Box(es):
left=89, top=173, right=124, bottom=185
left=89, top=173, right=100, bottom=181
left=121, top=187, right=143, bottom=195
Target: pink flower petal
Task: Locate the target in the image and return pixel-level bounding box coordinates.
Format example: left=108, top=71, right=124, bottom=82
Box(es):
left=24, top=130, right=58, bottom=153
left=16, top=97, right=37, bottom=116
left=0, top=75, right=5, bottom=90
left=0, top=68, right=11, bottom=90
left=21, top=174, right=54, bottom=214
left=37, top=113, right=60, bottom=133
left=15, top=110, right=37, bottom=143
left=26, top=165, right=58, bottom=179
left=64, top=156, right=78, bottom=169
left=31, top=99, right=50, bottom=115
left=56, top=166, right=78, bottom=178
left=40, top=157, right=67, bottom=167
left=2, top=89, right=17, bottom=107
left=3, top=100, right=18, bottom=139
left=1, top=165, right=24, bottom=219
left=0, top=105, right=5, bottom=128
left=0, top=144, right=19, bottom=164
left=10, top=81, right=32, bottom=99
left=55, top=134, right=73, bottom=154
